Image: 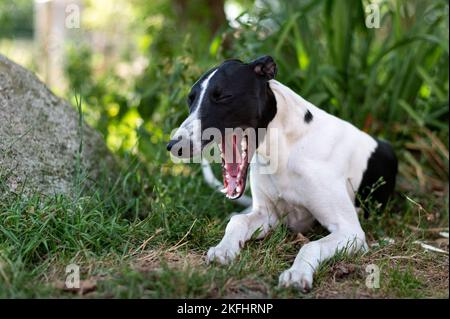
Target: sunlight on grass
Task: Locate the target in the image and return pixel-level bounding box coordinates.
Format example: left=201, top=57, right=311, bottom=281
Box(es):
left=107, top=109, right=143, bottom=153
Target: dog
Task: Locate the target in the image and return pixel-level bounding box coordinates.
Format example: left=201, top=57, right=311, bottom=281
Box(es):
left=167, top=56, right=398, bottom=292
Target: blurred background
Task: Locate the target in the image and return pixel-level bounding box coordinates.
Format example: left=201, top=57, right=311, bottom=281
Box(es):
left=0, top=0, right=448, bottom=198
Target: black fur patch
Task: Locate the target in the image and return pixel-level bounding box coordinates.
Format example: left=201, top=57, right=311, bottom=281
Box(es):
left=304, top=110, right=313, bottom=123
left=356, top=139, right=398, bottom=218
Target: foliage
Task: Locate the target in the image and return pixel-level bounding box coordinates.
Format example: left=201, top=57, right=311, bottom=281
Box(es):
left=63, top=0, right=448, bottom=166
left=0, top=0, right=33, bottom=38
left=228, top=0, right=448, bottom=132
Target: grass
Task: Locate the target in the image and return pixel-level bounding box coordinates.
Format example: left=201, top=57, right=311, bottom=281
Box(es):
left=0, top=148, right=448, bottom=298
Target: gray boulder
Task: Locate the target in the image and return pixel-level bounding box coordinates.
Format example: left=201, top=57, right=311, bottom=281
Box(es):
left=0, top=54, right=116, bottom=198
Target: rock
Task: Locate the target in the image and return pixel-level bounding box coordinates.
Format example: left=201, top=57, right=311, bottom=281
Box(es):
left=0, top=54, right=116, bottom=198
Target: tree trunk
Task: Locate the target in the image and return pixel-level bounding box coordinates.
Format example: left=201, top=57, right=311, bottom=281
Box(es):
left=172, top=0, right=227, bottom=37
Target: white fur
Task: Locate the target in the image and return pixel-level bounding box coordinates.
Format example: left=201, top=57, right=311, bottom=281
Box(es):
left=173, top=69, right=218, bottom=157
left=207, top=80, right=377, bottom=292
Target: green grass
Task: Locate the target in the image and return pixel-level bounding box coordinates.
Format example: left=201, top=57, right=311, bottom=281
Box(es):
left=0, top=153, right=448, bottom=298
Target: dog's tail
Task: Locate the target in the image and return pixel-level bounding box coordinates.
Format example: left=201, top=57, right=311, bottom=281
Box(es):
left=201, top=158, right=252, bottom=207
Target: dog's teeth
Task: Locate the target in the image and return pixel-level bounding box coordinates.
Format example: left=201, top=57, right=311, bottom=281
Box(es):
left=220, top=188, right=227, bottom=194
left=241, top=138, right=247, bottom=150
left=242, top=151, right=247, bottom=158
left=228, top=193, right=239, bottom=199
left=236, top=186, right=242, bottom=193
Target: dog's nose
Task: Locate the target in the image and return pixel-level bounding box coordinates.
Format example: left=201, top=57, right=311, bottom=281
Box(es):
left=166, top=137, right=194, bottom=158
left=166, top=139, right=177, bottom=152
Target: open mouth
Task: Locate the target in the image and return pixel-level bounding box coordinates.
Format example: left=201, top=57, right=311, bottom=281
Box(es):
left=219, top=134, right=251, bottom=199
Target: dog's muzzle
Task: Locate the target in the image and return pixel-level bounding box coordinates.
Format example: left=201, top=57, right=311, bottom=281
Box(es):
left=166, top=136, right=195, bottom=158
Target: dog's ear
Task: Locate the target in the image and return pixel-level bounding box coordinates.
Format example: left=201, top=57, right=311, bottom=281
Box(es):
left=251, top=55, right=277, bottom=80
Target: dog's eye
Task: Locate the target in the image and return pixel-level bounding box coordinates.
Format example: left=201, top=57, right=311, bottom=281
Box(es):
left=212, top=91, right=233, bottom=102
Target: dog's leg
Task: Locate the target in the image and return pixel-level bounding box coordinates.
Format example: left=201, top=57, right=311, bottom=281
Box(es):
left=278, top=181, right=367, bottom=292
left=207, top=209, right=278, bottom=264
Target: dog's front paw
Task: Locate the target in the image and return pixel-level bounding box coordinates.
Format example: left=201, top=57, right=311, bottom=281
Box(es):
left=278, top=268, right=313, bottom=293
left=207, top=245, right=238, bottom=265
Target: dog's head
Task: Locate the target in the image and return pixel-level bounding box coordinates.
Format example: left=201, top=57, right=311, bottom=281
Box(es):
left=167, top=56, right=277, bottom=199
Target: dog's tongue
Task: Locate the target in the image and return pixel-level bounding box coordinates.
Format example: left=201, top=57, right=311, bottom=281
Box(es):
left=225, top=163, right=239, bottom=196
left=223, top=136, right=241, bottom=197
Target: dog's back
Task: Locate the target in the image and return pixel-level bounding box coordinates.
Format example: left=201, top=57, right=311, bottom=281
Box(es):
left=356, top=138, right=398, bottom=216
left=267, top=80, right=398, bottom=214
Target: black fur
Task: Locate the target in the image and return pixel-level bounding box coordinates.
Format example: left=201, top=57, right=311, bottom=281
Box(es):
left=304, top=110, right=313, bottom=123
left=196, top=57, right=277, bottom=141
left=356, top=139, right=398, bottom=218
left=167, top=57, right=278, bottom=152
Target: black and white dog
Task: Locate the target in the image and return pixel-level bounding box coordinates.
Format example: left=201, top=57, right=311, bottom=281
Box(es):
left=167, top=56, right=397, bottom=292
